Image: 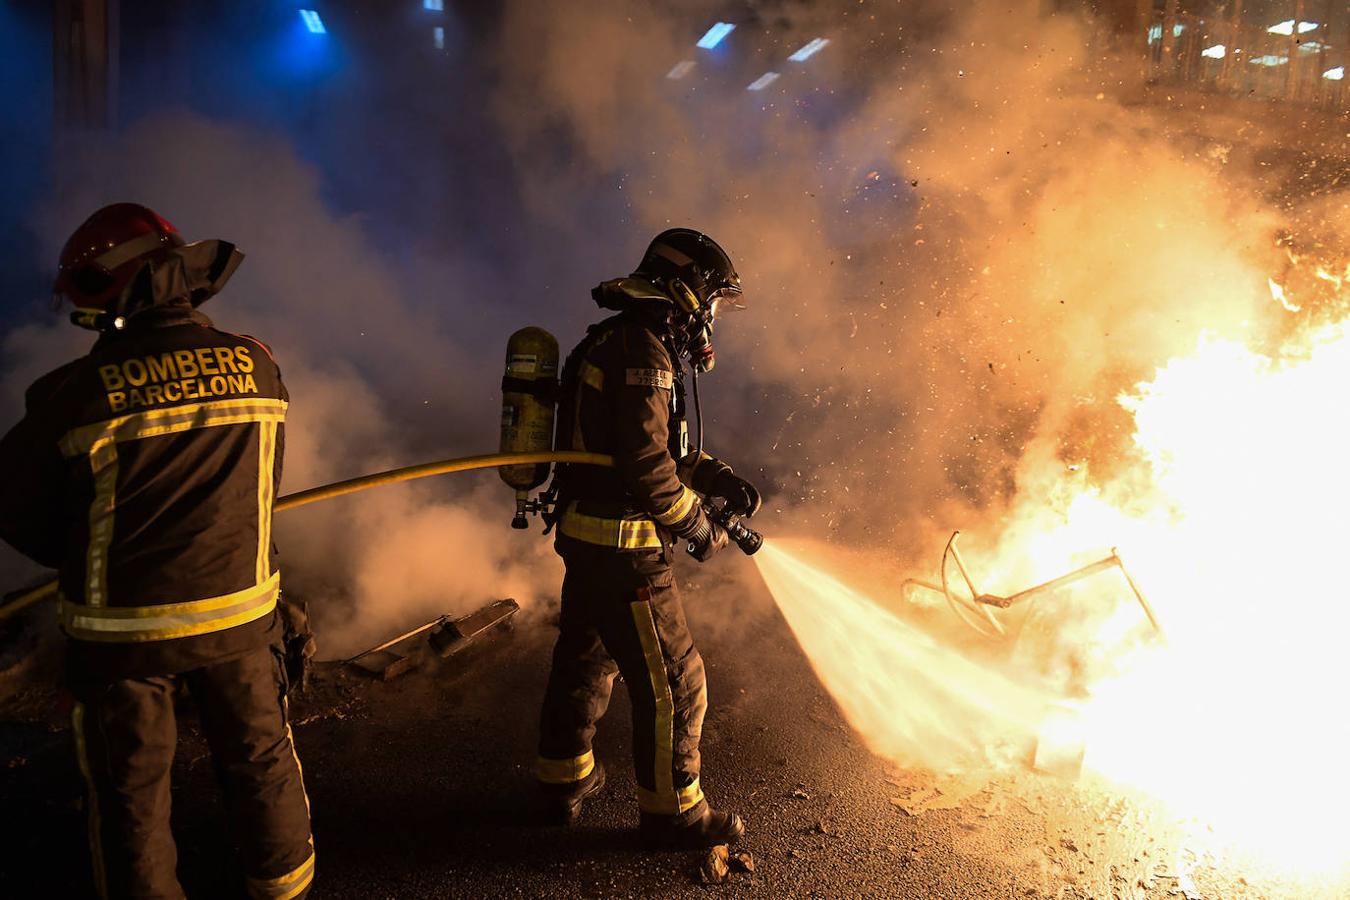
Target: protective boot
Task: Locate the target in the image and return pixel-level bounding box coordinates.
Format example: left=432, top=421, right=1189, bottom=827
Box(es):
left=538, top=762, right=607, bottom=826
left=639, top=805, right=745, bottom=850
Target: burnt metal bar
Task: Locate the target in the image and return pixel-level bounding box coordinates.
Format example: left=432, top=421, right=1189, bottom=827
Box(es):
left=945, top=533, right=1007, bottom=636
left=1112, top=548, right=1163, bottom=636
left=344, top=598, right=522, bottom=679
left=977, top=556, right=1122, bottom=609
left=906, top=532, right=1165, bottom=644
left=346, top=615, right=450, bottom=664
left=429, top=598, right=520, bottom=658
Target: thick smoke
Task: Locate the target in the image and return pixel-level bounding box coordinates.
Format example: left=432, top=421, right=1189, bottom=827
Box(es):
left=488, top=0, right=1312, bottom=775
left=0, top=0, right=1304, bottom=670
left=492, top=0, right=1289, bottom=566
left=0, top=116, right=562, bottom=657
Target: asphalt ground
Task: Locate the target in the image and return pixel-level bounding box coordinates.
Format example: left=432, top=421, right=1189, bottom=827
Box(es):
left=0, top=564, right=1343, bottom=899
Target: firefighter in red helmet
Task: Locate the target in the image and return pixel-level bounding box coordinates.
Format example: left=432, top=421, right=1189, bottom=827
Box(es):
left=0, top=203, right=315, bottom=899
left=534, top=228, right=761, bottom=849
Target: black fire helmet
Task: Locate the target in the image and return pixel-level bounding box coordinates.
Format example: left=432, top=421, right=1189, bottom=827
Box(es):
left=633, top=228, right=743, bottom=311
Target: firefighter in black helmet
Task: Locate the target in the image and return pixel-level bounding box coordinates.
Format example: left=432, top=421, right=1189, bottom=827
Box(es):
left=535, top=228, right=761, bottom=849
left=0, top=204, right=314, bottom=899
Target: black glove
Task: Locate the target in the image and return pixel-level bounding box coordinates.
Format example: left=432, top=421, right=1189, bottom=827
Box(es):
left=711, top=470, right=762, bottom=518
left=277, top=595, right=316, bottom=694
left=680, top=507, right=729, bottom=562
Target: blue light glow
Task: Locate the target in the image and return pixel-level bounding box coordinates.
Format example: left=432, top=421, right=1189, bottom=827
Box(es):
left=433, top=26, right=445, bottom=49
left=788, top=38, right=830, bottom=62
left=746, top=72, right=779, bottom=91
left=424, top=0, right=444, bottom=9
left=697, top=23, right=735, bottom=49
left=299, top=10, right=326, bottom=34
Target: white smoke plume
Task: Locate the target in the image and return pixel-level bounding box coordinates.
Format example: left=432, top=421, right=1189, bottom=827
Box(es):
left=0, top=116, right=563, bottom=657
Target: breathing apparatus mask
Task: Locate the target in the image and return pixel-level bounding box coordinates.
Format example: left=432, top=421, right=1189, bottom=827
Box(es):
left=664, top=277, right=726, bottom=373
left=632, top=227, right=744, bottom=373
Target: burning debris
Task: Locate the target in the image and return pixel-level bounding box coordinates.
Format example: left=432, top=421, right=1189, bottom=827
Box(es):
left=755, top=298, right=1350, bottom=883
left=346, top=598, right=520, bottom=680
left=699, top=845, right=756, bottom=885
left=902, top=532, right=1162, bottom=645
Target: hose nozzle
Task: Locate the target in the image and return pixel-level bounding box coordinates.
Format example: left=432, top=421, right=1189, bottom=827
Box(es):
left=706, top=502, right=763, bottom=556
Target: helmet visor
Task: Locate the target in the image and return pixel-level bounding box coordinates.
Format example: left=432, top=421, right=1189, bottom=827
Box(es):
left=706, top=284, right=744, bottom=314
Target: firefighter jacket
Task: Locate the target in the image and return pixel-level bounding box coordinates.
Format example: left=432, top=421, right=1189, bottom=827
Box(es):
left=0, top=304, right=287, bottom=680
left=553, top=302, right=733, bottom=552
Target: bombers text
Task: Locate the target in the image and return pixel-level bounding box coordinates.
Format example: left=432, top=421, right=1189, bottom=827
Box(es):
left=98, top=345, right=260, bottom=413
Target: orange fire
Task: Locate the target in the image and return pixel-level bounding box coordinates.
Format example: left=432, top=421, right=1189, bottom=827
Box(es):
left=1051, top=317, right=1350, bottom=876
left=757, top=263, right=1350, bottom=880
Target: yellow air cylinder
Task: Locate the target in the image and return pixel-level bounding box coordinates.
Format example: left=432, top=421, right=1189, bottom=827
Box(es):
left=499, top=327, right=560, bottom=527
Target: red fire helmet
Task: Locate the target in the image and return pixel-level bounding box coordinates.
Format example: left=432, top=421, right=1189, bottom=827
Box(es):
left=53, top=203, right=186, bottom=314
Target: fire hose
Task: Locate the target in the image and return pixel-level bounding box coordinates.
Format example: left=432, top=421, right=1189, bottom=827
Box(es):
left=0, top=449, right=764, bottom=623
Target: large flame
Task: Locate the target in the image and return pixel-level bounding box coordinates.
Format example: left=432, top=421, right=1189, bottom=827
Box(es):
left=1062, top=319, right=1350, bottom=876
left=756, top=284, right=1350, bottom=880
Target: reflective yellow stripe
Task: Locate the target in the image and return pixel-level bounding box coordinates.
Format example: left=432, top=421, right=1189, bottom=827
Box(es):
left=93, top=230, right=167, bottom=271
left=71, top=308, right=104, bottom=330
left=247, top=848, right=315, bottom=900
left=72, top=704, right=109, bottom=900
left=284, top=697, right=312, bottom=818
left=637, top=777, right=705, bottom=816
left=85, top=443, right=118, bottom=607
left=60, top=397, right=286, bottom=612
left=534, top=750, right=595, bottom=784
left=580, top=361, right=604, bottom=391
left=60, top=397, right=289, bottom=458
left=630, top=599, right=679, bottom=814
left=247, top=697, right=313, bottom=899
left=653, top=486, right=699, bottom=527
left=558, top=504, right=663, bottom=550
left=257, top=420, right=278, bottom=582
left=61, top=572, right=280, bottom=642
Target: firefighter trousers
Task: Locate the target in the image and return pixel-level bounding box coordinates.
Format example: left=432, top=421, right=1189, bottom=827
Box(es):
left=70, top=642, right=314, bottom=900
left=537, top=543, right=709, bottom=821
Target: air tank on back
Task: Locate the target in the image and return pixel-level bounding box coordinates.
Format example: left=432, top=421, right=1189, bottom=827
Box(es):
left=499, top=327, right=559, bottom=528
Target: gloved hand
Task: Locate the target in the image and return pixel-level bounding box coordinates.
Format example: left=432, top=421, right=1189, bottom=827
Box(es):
left=277, top=595, right=316, bottom=694
left=682, top=508, right=729, bottom=562
left=711, top=470, right=762, bottom=518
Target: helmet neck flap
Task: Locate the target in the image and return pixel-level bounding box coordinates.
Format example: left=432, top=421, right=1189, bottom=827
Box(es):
left=55, top=203, right=244, bottom=333
left=590, top=275, right=718, bottom=372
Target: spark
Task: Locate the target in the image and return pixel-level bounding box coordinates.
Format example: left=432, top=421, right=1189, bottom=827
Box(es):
left=1268, top=278, right=1300, bottom=312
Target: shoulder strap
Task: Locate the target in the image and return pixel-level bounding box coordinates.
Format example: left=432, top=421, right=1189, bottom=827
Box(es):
left=543, top=318, right=620, bottom=533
